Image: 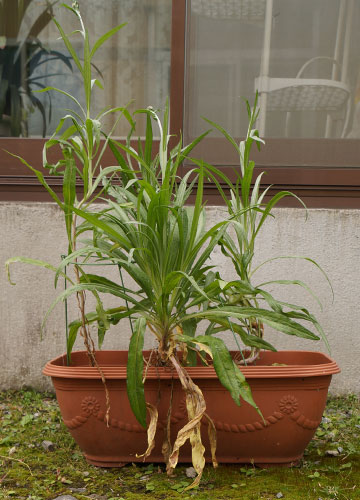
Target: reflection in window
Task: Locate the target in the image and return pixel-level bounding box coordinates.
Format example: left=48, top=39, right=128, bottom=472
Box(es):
left=0, top=0, right=171, bottom=137
left=185, top=0, right=360, bottom=139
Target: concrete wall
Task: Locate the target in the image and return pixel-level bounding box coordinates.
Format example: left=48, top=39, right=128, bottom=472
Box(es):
left=1, top=202, right=359, bottom=394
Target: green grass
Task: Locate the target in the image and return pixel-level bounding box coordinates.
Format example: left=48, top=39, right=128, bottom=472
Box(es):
left=0, top=390, right=359, bottom=500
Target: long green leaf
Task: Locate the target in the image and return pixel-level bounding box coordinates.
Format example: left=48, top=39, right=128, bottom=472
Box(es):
left=83, top=28, right=91, bottom=112
left=181, top=318, right=198, bottom=365
left=251, top=255, right=334, bottom=301
left=253, top=191, right=307, bottom=242
left=258, top=279, right=322, bottom=311
left=195, top=335, right=241, bottom=406
left=232, top=362, right=262, bottom=417
left=34, top=86, right=84, bottom=115
left=90, top=23, right=127, bottom=58
left=127, top=317, right=147, bottom=428
left=68, top=205, right=132, bottom=249
left=5, top=257, right=72, bottom=286
left=198, top=317, right=277, bottom=351
left=41, top=282, right=143, bottom=332
left=62, top=148, right=77, bottom=248
left=5, top=151, right=63, bottom=207
left=67, top=306, right=130, bottom=362
left=185, top=306, right=320, bottom=341
left=202, top=117, right=240, bottom=154
left=52, top=17, right=83, bottom=75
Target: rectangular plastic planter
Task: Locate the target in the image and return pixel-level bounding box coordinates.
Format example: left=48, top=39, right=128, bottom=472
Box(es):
left=43, top=350, right=340, bottom=467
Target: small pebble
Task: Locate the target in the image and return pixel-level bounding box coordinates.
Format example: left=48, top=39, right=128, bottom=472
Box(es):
left=185, top=466, right=197, bottom=478
left=325, top=449, right=339, bottom=457
left=83, top=471, right=90, bottom=476
left=41, top=440, right=55, bottom=452
left=52, top=496, right=77, bottom=500
left=276, top=493, right=284, bottom=499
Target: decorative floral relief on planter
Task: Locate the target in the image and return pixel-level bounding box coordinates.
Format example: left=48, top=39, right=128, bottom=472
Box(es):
left=63, top=394, right=320, bottom=433
left=81, top=396, right=101, bottom=416
left=279, top=395, right=298, bottom=414
left=63, top=396, right=188, bottom=432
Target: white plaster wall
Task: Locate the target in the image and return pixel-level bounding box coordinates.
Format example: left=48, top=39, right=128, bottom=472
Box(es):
left=1, top=202, right=359, bottom=394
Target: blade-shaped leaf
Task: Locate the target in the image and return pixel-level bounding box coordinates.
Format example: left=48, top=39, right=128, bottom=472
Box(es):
left=62, top=148, right=77, bottom=248
left=195, top=335, right=241, bottom=407
left=232, top=362, right=262, bottom=417
left=185, top=306, right=320, bottom=341
left=90, top=23, right=127, bottom=58
left=5, top=257, right=72, bottom=286
left=52, top=17, right=83, bottom=75
left=5, top=151, right=63, bottom=207
left=127, top=317, right=147, bottom=428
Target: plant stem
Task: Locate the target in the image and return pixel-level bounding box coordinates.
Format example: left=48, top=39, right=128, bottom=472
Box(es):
left=71, top=212, right=111, bottom=425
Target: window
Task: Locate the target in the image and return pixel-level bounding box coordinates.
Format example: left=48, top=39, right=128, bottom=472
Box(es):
left=2, top=0, right=360, bottom=206
left=0, top=0, right=171, bottom=137
left=0, top=0, right=171, bottom=200
left=175, top=0, right=360, bottom=207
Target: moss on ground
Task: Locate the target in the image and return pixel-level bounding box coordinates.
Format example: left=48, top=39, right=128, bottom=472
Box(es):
left=0, top=390, right=359, bottom=500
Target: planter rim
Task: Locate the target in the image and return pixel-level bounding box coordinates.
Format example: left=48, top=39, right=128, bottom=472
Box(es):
left=43, top=350, right=340, bottom=380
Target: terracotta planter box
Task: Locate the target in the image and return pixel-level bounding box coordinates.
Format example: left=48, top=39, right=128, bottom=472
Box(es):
left=43, top=350, right=340, bottom=467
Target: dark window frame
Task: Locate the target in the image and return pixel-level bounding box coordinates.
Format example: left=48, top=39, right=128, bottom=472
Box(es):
left=1, top=0, right=360, bottom=207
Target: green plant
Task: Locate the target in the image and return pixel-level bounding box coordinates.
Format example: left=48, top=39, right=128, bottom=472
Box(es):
left=47, top=103, right=331, bottom=488
left=44, top=95, right=269, bottom=485
left=198, top=97, right=332, bottom=364
left=5, top=0, right=129, bottom=413
left=0, top=0, right=72, bottom=136
left=5, top=2, right=331, bottom=492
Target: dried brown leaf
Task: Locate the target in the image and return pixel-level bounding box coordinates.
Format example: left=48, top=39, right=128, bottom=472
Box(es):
left=168, top=355, right=207, bottom=489
left=191, top=340, right=213, bottom=360
left=203, top=413, right=218, bottom=468
left=184, top=393, right=205, bottom=490
left=136, top=403, right=158, bottom=460
left=162, top=383, right=173, bottom=475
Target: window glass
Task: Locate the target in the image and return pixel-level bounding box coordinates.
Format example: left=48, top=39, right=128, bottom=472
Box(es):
left=0, top=0, right=171, bottom=137
left=185, top=0, right=360, bottom=140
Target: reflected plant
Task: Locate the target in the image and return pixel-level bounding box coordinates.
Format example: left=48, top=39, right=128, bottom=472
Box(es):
left=0, top=0, right=72, bottom=136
